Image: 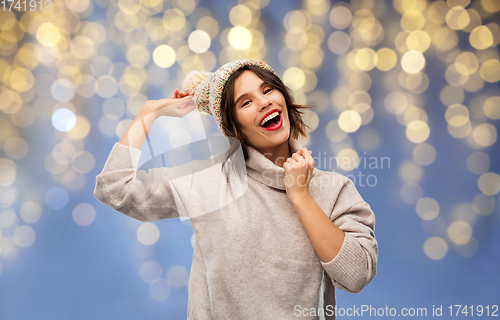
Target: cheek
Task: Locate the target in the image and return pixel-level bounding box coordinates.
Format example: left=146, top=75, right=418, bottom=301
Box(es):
left=236, top=110, right=254, bottom=132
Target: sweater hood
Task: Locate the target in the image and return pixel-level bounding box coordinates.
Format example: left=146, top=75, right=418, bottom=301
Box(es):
left=245, top=139, right=317, bottom=191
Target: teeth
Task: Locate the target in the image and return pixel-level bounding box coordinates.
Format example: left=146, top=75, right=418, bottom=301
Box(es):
left=260, top=111, right=279, bottom=126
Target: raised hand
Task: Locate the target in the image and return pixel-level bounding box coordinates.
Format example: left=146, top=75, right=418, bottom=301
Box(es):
left=283, top=148, right=315, bottom=199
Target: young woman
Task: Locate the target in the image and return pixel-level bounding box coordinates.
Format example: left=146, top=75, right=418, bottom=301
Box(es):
left=94, top=59, right=378, bottom=319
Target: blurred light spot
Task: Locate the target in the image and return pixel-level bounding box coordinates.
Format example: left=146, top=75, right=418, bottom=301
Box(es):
left=65, top=0, right=90, bottom=12
left=196, top=16, right=219, bottom=39
left=400, top=182, right=423, bottom=205
left=51, top=79, right=76, bottom=102
left=137, top=222, right=160, bottom=245
left=354, top=48, right=376, bottom=71
left=302, top=110, right=319, bottom=132
left=478, top=172, right=500, bottom=196
left=483, top=96, right=500, bottom=119
left=445, top=6, right=470, bottom=30
left=44, top=187, right=69, bottom=210
left=455, top=236, right=478, bottom=258
left=401, top=10, right=425, bottom=32
left=447, top=119, right=471, bottom=138
left=11, top=105, right=36, bottom=128
left=102, top=98, right=126, bottom=120
left=13, top=225, right=35, bottom=248
left=0, top=210, right=17, bottom=228
left=416, top=197, right=440, bottom=220
left=91, top=56, right=114, bottom=77
left=440, top=85, right=464, bottom=106
left=131, top=238, right=154, bottom=259
left=140, top=260, right=163, bottom=283
left=70, top=35, right=95, bottom=60
left=4, top=137, right=28, bottom=160
left=228, top=26, right=252, bottom=50
left=10, top=68, right=34, bottom=92
left=72, top=203, right=96, bottom=226
left=283, top=67, right=305, bottom=90
left=95, top=75, right=118, bottom=98
left=325, top=119, right=348, bottom=142
left=421, top=214, right=445, bottom=235
left=116, top=119, right=133, bottom=139
left=338, top=110, right=361, bottom=133
left=384, top=91, right=408, bottom=114
left=473, top=123, right=497, bottom=147
left=229, top=5, right=252, bottom=27
left=469, top=26, right=493, bottom=50
left=401, top=50, right=425, bottom=74
left=445, top=104, right=469, bottom=127
left=472, top=193, right=496, bottom=216
left=401, top=106, right=427, bottom=126
left=329, top=5, right=352, bottom=29
left=412, top=143, right=436, bottom=166
left=375, top=48, right=397, bottom=71
left=406, top=120, right=430, bottom=143
left=126, top=44, right=150, bottom=68
left=188, top=30, right=211, bottom=54
left=406, top=30, right=431, bottom=52
left=462, top=72, right=485, bottom=92
left=0, top=186, right=17, bottom=207
left=60, top=169, right=86, bottom=193
left=445, top=64, right=469, bottom=86
left=0, top=158, right=16, bottom=187
left=284, top=10, right=311, bottom=32
left=336, top=148, right=359, bottom=171
left=162, top=8, right=185, bottom=32
left=152, top=45, right=176, bottom=69
left=423, top=236, right=448, bottom=260
left=167, top=265, right=189, bottom=288
left=349, top=72, right=372, bottom=92
left=448, top=221, right=472, bottom=245
left=52, top=108, right=76, bottom=132
left=466, top=151, right=489, bottom=175
left=452, top=203, right=478, bottom=225
left=20, top=201, right=42, bottom=224
left=36, top=23, right=61, bottom=47
left=67, top=116, right=91, bottom=140
left=481, top=0, right=500, bottom=12
left=327, top=31, right=350, bottom=55
left=148, top=279, right=171, bottom=301
left=432, top=27, right=458, bottom=51
left=191, top=233, right=196, bottom=249
left=455, top=52, right=479, bottom=75
left=398, top=160, right=423, bottom=182
left=479, top=59, right=500, bottom=83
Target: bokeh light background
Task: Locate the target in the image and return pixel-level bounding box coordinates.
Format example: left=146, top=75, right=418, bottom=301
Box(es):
left=0, top=0, right=499, bottom=319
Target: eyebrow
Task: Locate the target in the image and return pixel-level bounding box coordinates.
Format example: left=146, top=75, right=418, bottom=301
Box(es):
left=234, top=81, right=269, bottom=107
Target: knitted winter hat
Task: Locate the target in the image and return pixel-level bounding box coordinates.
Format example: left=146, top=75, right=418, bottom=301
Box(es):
left=181, top=59, right=280, bottom=136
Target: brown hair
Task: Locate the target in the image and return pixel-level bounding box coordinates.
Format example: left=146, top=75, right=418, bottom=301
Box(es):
left=219, top=65, right=312, bottom=166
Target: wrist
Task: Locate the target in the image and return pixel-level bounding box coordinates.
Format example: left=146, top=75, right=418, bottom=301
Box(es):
left=288, top=191, right=312, bottom=206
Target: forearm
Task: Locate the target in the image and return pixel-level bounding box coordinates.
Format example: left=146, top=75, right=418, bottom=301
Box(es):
left=118, top=110, right=156, bottom=150
left=290, top=193, right=345, bottom=263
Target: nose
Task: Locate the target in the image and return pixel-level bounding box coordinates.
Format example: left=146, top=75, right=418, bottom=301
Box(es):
left=257, top=95, right=272, bottom=111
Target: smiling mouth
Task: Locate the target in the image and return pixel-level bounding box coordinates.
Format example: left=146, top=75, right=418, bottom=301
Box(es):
left=259, top=110, right=283, bottom=131
left=260, top=110, right=281, bottom=128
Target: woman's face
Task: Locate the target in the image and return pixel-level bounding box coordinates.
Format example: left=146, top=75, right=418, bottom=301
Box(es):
left=233, top=70, right=290, bottom=151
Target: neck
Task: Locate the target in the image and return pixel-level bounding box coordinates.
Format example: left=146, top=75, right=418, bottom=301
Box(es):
left=252, top=139, right=292, bottom=168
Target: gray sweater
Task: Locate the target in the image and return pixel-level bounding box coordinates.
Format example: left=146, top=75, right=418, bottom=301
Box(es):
left=94, top=139, right=378, bottom=319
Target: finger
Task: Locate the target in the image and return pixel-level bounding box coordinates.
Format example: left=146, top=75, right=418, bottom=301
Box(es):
left=292, top=153, right=304, bottom=162
left=154, top=96, right=193, bottom=111
left=302, top=148, right=315, bottom=167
